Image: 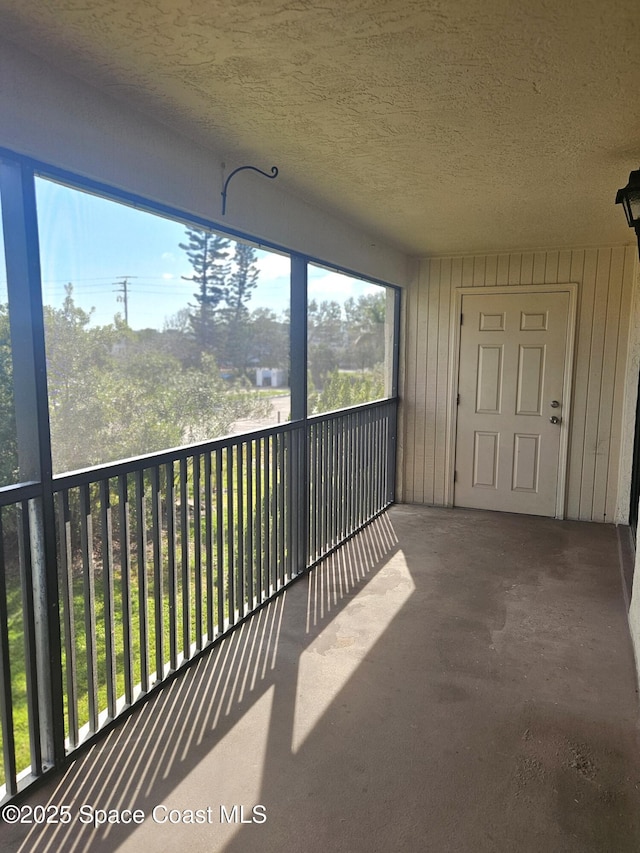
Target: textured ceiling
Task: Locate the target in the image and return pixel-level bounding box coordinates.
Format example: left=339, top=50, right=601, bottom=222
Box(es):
left=1, top=0, right=640, bottom=256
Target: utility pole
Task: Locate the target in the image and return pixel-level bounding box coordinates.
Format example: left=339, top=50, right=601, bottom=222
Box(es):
left=114, top=276, right=135, bottom=325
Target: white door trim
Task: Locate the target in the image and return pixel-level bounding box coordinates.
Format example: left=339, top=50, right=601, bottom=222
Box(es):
left=445, top=283, right=578, bottom=519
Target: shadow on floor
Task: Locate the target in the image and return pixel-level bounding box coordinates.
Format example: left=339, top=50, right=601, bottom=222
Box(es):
left=3, top=506, right=640, bottom=853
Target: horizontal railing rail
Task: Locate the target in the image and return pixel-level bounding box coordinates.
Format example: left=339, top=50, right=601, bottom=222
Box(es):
left=0, top=398, right=397, bottom=800
left=0, top=483, right=43, bottom=509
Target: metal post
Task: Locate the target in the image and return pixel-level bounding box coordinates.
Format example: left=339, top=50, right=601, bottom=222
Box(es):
left=387, top=288, right=401, bottom=504
left=0, top=157, right=65, bottom=770
left=290, top=255, right=308, bottom=570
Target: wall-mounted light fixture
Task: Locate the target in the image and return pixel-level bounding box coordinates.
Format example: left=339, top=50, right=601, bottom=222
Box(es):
left=616, top=168, right=640, bottom=256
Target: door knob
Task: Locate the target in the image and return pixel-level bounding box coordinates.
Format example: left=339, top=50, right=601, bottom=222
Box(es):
left=549, top=416, right=561, bottom=425
left=550, top=400, right=560, bottom=408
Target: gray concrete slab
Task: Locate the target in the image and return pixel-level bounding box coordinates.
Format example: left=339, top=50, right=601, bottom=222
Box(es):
left=2, top=506, right=640, bottom=852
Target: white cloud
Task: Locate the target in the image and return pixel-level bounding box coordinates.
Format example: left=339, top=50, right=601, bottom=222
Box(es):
left=255, top=250, right=291, bottom=281
left=308, top=270, right=381, bottom=301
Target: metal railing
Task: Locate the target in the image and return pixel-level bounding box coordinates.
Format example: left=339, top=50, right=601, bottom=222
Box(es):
left=0, top=398, right=396, bottom=799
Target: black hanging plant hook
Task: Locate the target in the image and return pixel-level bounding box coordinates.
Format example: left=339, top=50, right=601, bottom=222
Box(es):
left=221, top=164, right=279, bottom=215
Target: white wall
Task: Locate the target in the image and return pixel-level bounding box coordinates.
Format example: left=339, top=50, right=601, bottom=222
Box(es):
left=398, top=246, right=637, bottom=522
left=0, top=40, right=410, bottom=288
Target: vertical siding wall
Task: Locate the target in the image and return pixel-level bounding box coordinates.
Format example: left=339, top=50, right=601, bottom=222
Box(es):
left=400, top=246, right=636, bottom=522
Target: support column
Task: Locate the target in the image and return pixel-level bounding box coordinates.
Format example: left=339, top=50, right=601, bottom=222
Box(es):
left=289, top=255, right=308, bottom=570
left=0, top=157, right=65, bottom=770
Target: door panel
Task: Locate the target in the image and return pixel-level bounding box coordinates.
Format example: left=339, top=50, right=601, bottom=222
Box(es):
left=516, top=346, right=544, bottom=415
left=455, top=290, right=570, bottom=516
left=473, top=432, right=499, bottom=488
left=477, top=346, right=503, bottom=413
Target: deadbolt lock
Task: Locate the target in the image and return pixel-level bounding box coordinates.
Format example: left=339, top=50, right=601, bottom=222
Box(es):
left=550, top=400, right=560, bottom=408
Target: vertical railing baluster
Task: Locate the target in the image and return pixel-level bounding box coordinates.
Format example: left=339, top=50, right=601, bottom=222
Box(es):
left=378, top=406, right=389, bottom=507
left=364, top=409, right=371, bottom=518
left=98, top=481, right=116, bottom=719
left=255, top=438, right=263, bottom=603
left=363, top=410, right=369, bottom=518
left=150, top=466, right=164, bottom=683
left=379, top=407, right=385, bottom=509
left=134, top=471, right=149, bottom=694
left=246, top=440, right=254, bottom=608
left=385, top=406, right=390, bottom=505
left=315, top=421, right=321, bottom=558
left=329, top=418, right=340, bottom=547
left=165, top=462, right=177, bottom=671
left=353, top=412, right=359, bottom=527
left=237, top=442, right=245, bottom=618
left=78, top=486, right=97, bottom=735
left=56, top=492, right=77, bottom=749
left=226, top=445, right=235, bottom=626
left=204, top=453, right=214, bottom=642
left=271, top=433, right=278, bottom=591
left=368, top=410, right=373, bottom=514
left=350, top=412, right=357, bottom=533
left=215, top=450, right=224, bottom=634
left=319, top=421, right=326, bottom=555
left=18, top=501, right=42, bottom=772
left=278, top=431, right=286, bottom=586
left=179, top=457, right=190, bottom=662
left=193, top=454, right=203, bottom=651
left=0, top=509, right=18, bottom=795
left=315, top=423, right=321, bottom=557
left=357, top=412, right=363, bottom=526
left=332, top=418, right=339, bottom=547
left=372, top=408, right=377, bottom=512
left=289, top=429, right=298, bottom=576
left=338, top=418, right=347, bottom=540
left=342, top=416, right=348, bottom=533
left=371, top=411, right=377, bottom=512
left=118, top=475, right=133, bottom=705
left=284, top=430, right=292, bottom=582
left=299, top=426, right=307, bottom=572
left=264, top=435, right=270, bottom=597
left=359, top=410, right=365, bottom=526
left=324, top=420, right=329, bottom=553
left=307, top=425, right=314, bottom=564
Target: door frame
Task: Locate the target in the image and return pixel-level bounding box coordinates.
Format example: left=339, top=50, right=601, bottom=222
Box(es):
left=445, top=283, right=578, bottom=519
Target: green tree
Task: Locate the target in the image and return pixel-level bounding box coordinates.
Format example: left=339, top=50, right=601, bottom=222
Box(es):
left=44, top=286, right=271, bottom=473
left=180, top=228, right=230, bottom=356
left=308, top=368, right=384, bottom=415
left=45, top=285, right=115, bottom=472
left=343, top=292, right=386, bottom=371
left=246, top=307, right=289, bottom=372
left=307, top=299, right=344, bottom=388
left=222, top=242, right=259, bottom=374
left=0, top=303, right=18, bottom=486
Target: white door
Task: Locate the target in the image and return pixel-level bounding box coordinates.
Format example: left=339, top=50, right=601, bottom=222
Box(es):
left=454, top=289, right=571, bottom=517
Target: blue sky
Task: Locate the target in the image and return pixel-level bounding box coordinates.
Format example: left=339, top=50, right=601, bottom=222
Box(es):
left=0, top=177, right=381, bottom=330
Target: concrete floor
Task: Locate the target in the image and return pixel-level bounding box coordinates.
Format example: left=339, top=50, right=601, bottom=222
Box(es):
left=2, top=505, right=640, bottom=853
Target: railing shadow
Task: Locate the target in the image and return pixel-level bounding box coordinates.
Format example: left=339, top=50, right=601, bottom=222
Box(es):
left=3, top=511, right=399, bottom=853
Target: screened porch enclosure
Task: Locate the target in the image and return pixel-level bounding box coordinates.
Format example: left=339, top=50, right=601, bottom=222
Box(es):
left=0, top=151, right=400, bottom=800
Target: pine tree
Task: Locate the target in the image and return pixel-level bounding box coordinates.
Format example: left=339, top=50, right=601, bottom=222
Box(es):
left=224, top=242, right=259, bottom=374
left=179, top=228, right=230, bottom=356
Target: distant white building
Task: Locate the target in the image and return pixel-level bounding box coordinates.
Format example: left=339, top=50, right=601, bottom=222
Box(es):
left=255, top=367, right=287, bottom=388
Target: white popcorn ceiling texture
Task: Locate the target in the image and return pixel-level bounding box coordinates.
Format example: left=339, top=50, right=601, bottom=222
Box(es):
left=0, top=0, right=639, bottom=255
